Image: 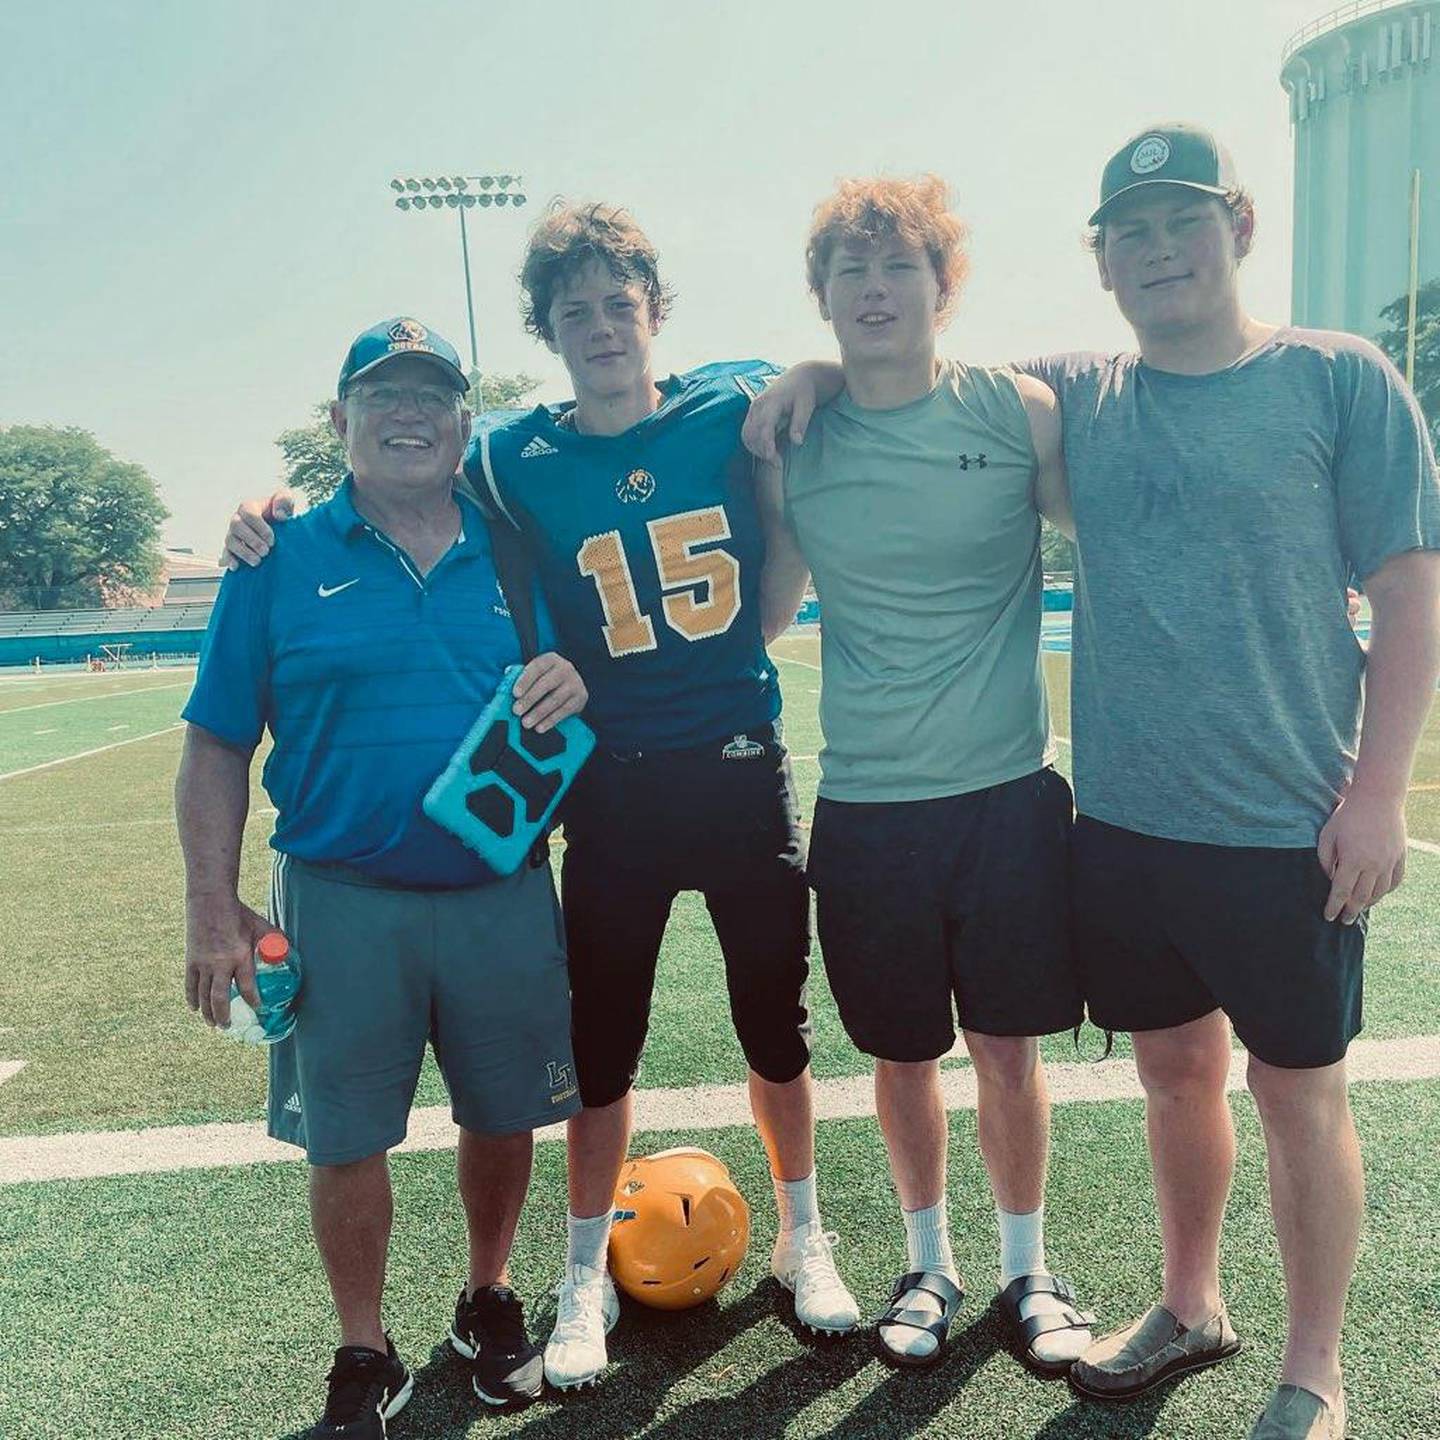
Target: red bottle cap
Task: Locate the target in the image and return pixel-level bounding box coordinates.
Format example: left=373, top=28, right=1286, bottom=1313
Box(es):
left=256, top=932, right=290, bottom=965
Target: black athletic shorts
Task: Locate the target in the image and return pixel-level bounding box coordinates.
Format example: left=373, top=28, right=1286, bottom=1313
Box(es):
left=1071, top=816, right=1365, bottom=1069
left=808, top=767, right=1081, bottom=1062
left=560, top=722, right=812, bottom=1108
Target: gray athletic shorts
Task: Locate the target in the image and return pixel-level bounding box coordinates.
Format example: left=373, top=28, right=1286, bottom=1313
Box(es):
left=266, top=854, right=580, bottom=1166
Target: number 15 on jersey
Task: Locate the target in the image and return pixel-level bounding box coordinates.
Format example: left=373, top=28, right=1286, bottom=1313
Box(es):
left=577, top=505, right=740, bottom=659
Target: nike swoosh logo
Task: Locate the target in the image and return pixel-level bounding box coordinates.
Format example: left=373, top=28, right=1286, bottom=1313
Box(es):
left=317, top=579, right=360, bottom=598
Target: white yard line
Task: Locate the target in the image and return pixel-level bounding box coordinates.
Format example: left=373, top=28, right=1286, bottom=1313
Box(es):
left=1408, top=837, right=1440, bottom=856
left=0, top=681, right=188, bottom=716
left=0, top=724, right=184, bottom=783
left=4, top=1033, right=1437, bottom=1186
left=775, top=655, right=821, bottom=672
left=0, top=1062, right=26, bottom=1088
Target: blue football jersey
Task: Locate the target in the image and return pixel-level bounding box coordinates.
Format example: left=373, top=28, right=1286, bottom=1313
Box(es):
left=465, top=361, right=782, bottom=749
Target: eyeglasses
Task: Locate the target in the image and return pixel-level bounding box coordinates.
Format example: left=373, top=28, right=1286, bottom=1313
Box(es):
left=348, top=383, right=462, bottom=415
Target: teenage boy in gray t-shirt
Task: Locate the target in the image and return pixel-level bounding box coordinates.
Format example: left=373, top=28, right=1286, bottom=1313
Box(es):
left=1030, top=125, right=1439, bottom=1440
left=748, top=124, right=1439, bottom=1440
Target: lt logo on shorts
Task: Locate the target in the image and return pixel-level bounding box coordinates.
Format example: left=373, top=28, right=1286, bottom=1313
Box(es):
left=547, top=1060, right=578, bottom=1104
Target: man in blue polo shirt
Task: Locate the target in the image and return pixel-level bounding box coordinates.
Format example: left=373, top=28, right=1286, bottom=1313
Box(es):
left=176, top=318, right=588, bottom=1435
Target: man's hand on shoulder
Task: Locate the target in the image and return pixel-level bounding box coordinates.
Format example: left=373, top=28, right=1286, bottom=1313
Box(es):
left=512, top=653, right=588, bottom=733
left=184, top=894, right=279, bottom=1029
left=220, top=489, right=300, bottom=570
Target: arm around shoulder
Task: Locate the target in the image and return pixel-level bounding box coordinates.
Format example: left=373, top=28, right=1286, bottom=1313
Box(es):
left=753, top=458, right=811, bottom=645
left=1014, top=372, right=1072, bottom=539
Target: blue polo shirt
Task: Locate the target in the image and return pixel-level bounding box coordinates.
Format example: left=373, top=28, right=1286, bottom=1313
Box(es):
left=183, top=478, right=549, bottom=887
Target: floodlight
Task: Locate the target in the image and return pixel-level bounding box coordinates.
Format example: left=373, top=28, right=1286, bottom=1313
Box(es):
left=437, top=177, right=451, bottom=191
left=390, top=178, right=405, bottom=192
left=461, top=193, right=476, bottom=207
left=427, top=194, right=443, bottom=208
left=396, top=196, right=410, bottom=210
left=478, top=193, right=493, bottom=207
left=445, top=193, right=460, bottom=207
left=479, top=175, right=495, bottom=189
left=513, top=193, right=527, bottom=208
left=453, top=176, right=467, bottom=190
left=494, top=192, right=509, bottom=206
left=405, top=178, right=420, bottom=191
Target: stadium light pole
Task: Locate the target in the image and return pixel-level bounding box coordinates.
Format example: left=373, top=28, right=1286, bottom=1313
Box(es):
left=388, top=173, right=529, bottom=398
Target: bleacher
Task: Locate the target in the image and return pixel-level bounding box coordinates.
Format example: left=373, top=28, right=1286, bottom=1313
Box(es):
left=0, top=603, right=214, bottom=637
left=0, top=602, right=214, bottom=665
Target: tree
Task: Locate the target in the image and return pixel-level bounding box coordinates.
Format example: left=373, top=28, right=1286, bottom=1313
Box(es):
left=275, top=405, right=347, bottom=506
left=1040, top=521, right=1075, bottom=578
left=0, top=426, right=168, bottom=610
left=1377, top=279, right=1440, bottom=447
left=471, top=373, right=545, bottom=411
left=277, top=372, right=543, bottom=505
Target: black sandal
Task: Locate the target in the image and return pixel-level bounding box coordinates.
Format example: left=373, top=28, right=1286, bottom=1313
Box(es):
left=998, top=1272, right=1096, bottom=1377
left=876, top=1270, right=965, bottom=1369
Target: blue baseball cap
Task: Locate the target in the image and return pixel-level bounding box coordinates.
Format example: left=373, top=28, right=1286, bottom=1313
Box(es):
left=337, top=317, right=469, bottom=398
left=1089, top=123, right=1239, bottom=226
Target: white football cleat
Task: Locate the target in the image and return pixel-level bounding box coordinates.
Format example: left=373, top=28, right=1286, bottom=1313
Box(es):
left=772, top=1225, right=860, bottom=1335
left=543, top=1263, right=620, bottom=1391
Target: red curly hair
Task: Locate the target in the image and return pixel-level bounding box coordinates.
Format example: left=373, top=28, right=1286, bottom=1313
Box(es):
left=805, top=175, right=970, bottom=324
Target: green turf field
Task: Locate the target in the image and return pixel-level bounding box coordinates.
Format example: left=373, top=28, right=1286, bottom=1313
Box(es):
left=2, top=643, right=1439, bottom=1438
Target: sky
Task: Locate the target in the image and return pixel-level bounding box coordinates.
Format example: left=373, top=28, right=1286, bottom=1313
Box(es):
left=2, top=0, right=1333, bottom=554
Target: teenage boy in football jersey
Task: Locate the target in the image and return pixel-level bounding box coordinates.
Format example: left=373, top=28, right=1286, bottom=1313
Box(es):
left=749, top=128, right=1440, bottom=1440
left=223, top=204, right=860, bottom=1393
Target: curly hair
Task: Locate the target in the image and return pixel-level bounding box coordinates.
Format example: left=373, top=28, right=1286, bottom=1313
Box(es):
left=804, top=175, right=971, bottom=325
left=519, top=201, right=675, bottom=343
left=1082, top=187, right=1256, bottom=255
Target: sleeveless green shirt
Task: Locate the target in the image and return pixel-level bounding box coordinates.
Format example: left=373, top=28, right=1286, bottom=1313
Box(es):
left=783, top=360, right=1053, bottom=802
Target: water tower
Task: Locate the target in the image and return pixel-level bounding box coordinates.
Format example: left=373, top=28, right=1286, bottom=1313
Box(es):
left=1281, top=1, right=1438, bottom=350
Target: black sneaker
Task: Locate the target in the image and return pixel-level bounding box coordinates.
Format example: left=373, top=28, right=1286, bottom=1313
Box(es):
left=450, top=1283, right=544, bottom=1406
left=314, top=1336, right=413, bottom=1437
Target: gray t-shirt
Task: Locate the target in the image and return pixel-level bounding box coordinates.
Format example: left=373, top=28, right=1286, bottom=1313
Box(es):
left=1024, top=328, right=1440, bottom=846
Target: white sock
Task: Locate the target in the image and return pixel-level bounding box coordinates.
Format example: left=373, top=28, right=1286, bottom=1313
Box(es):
left=997, top=1204, right=1046, bottom=1284
left=996, top=1204, right=1091, bottom=1366
left=774, top=1169, right=820, bottom=1235
left=883, top=1200, right=958, bottom=1361
left=902, top=1198, right=957, bottom=1279
left=566, top=1210, right=612, bottom=1274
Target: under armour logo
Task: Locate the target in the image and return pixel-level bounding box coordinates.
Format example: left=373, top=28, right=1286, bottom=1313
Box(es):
left=957, top=454, right=988, bottom=470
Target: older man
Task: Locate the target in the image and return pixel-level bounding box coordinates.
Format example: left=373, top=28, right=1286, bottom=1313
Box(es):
left=176, top=318, right=587, bottom=1434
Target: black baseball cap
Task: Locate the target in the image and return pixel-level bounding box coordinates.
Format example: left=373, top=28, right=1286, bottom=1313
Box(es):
left=337, top=317, right=468, bottom=399
left=1089, top=124, right=1239, bottom=226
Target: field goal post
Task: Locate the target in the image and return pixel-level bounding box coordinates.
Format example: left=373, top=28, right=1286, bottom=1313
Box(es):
left=98, top=642, right=133, bottom=671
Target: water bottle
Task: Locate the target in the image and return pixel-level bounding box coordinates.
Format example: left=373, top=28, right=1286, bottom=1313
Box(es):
left=225, top=932, right=301, bottom=1045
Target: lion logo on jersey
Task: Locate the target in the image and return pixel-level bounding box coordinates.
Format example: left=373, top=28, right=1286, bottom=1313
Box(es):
left=616, top=468, right=656, bottom=504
